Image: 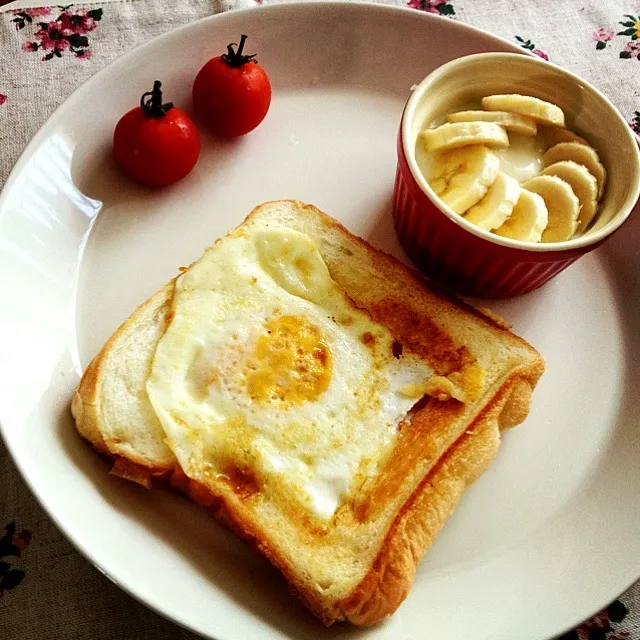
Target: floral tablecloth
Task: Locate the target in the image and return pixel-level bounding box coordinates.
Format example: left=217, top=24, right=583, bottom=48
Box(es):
left=1, top=1, right=640, bottom=638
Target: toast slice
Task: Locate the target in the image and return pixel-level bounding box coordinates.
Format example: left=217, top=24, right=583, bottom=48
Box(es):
left=72, top=200, right=544, bottom=625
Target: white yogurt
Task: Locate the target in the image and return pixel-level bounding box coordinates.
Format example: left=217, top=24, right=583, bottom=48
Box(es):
left=495, top=132, right=546, bottom=183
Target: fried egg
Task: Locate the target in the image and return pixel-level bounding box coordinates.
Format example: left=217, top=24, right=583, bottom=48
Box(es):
left=146, top=227, right=441, bottom=521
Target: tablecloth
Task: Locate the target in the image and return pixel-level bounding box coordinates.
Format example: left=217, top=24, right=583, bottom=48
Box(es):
left=1, top=1, right=639, bottom=638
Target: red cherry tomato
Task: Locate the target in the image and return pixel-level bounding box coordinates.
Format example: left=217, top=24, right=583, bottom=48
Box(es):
left=113, top=81, right=200, bottom=187
left=192, top=35, right=272, bottom=137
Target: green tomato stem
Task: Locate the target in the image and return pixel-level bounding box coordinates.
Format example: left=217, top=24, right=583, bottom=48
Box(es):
left=140, top=80, right=174, bottom=118
left=222, top=34, right=258, bottom=67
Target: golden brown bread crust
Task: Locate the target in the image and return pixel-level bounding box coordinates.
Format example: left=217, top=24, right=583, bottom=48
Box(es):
left=339, top=376, right=527, bottom=625
left=74, top=357, right=540, bottom=627
left=110, top=458, right=154, bottom=488
left=242, top=373, right=536, bottom=625
left=76, top=373, right=528, bottom=625
left=72, top=200, right=544, bottom=626
left=72, top=353, right=110, bottom=455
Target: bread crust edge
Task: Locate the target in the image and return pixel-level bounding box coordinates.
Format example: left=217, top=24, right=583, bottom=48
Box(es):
left=73, top=367, right=540, bottom=626
left=70, top=200, right=545, bottom=626
left=336, top=371, right=539, bottom=625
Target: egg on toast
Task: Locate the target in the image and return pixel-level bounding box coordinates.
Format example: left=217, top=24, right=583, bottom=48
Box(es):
left=72, top=200, right=544, bottom=625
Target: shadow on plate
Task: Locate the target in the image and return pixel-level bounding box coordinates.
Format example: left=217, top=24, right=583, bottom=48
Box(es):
left=581, top=213, right=640, bottom=493
left=69, top=128, right=249, bottom=209
left=359, top=192, right=408, bottom=264
left=54, top=402, right=375, bottom=639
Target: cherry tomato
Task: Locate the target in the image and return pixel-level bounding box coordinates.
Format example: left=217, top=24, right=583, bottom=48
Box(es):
left=192, top=35, right=272, bottom=137
left=113, top=81, right=200, bottom=187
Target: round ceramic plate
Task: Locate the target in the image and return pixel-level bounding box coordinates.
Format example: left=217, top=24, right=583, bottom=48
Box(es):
left=1, top=3, right=639, bottom=639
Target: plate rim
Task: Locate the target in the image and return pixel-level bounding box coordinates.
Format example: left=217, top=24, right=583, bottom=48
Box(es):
left=0, top=3, right=636, bottom=639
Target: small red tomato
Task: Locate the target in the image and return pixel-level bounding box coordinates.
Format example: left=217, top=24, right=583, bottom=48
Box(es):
left=192, top=35, right=272, bottom=137
left=113, top=81, right=200, bottom=187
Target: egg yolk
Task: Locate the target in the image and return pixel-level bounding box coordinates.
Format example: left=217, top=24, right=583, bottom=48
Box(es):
left=247, top=315, right=332, bottom=406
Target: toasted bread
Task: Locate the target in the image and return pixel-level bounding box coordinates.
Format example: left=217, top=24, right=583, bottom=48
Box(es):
left=72, top=200, right=544, bottom=625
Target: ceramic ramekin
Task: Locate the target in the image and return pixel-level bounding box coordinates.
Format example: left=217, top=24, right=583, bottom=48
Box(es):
left=393, top=52, right=640, bottom=298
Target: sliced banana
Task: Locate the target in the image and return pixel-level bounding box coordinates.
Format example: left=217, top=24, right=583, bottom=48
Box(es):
left=421, top=121, right=509, bottom=153
left=538, top=125, right=589, bottom=150
left=464, top=172, right=521, bottom=231
left=425, top=145, right=500, bottom=214
left=541, top=160, right=599, bottom=232
left=542, top=142, right=607, bottom=199
left=482, top=94, right=565, bottom=127
left=446, top=110, right=537, bottom=136
left=494, top=189, right=548, bottom=243
left=522, top=175, right=580, bottom=242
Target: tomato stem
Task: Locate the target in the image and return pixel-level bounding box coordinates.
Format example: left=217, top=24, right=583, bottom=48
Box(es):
left=140, top=80, right=174, bottom=118
left=222, top=34, right=257, bottom=67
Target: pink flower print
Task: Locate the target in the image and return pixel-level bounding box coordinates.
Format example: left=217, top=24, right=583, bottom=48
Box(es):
left=75, top=48, right=92, bottom=60
left=26, top=7, right=52, bottom=17
left=592, top=28, right=614, bottom=42
left=10, top=7, right=51, bottom=30
left=0, top=522, right=32, bottom=597
left=12, top=530, right=31, bottom=552
left=620, top=39, right=640, bottom=59
left=592, top=27, right=614, bottom=50
left=56, top=11, right=97, bottom=37
left=515, top=36, right=549, bottom=61
left=0, top=94, right=6, bottom=107
left=572, top=600, right=630, bottom=639
left=407, top=0, right=455, bottom=17
left=56, top=12, right=77, bottom=37
left=35, top=22, right=71, bottom=53
left=78, top=15, right=97, bottom=34
left=17, top=7, right=103, bottom=62
left=407, top=0, right=437, bottom=13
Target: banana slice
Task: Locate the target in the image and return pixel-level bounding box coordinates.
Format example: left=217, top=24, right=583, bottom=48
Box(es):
left=542, top=142, right=607, bottom=199
left=421, top=121, right=509, bottom=153
left=521, top=175, right=580, bottom=242
left=446, top=110, right=537, bottom=136
left=538, top=125, right=589, bottom=150
left=425, top=145, right=500, bottom=214
left=494, top=189, right=548, bottom=243
left=482, top=94, right=565, bottom=127
left=541, top=160, right=599, bottom=232
left=464, top=172, right=521, bottom=231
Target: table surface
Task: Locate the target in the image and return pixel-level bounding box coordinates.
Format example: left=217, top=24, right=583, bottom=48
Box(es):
left=1, top=1, right=639, bottom=639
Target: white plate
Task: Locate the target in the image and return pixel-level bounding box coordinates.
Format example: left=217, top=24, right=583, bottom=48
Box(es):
left=1, top=3, right=639, bottom=639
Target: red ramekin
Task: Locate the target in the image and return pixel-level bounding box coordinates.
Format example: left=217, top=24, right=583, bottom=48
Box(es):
left=393, top=53, right=640, bottom=298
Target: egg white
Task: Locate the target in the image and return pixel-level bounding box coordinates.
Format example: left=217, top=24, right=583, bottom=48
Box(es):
left=146, top=227, right=435, bottom=520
